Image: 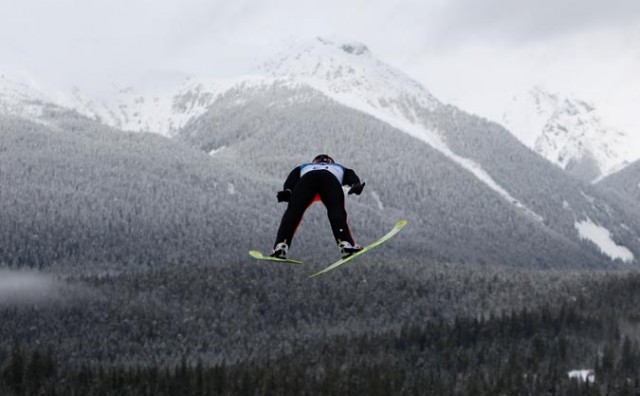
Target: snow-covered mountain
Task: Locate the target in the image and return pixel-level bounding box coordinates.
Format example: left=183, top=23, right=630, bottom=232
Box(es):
left=3, top=48, right=636, bottom=186
left=172, top=39, right=547, bottom=225
left=4, top=42, right=632, bottom=187
left=256, top=38, right=441, bottom=121
left=53, top=76, right=237, bottom=136
left=176, top=38, right=640, bottom=268
left=2, top=39, right=640, bottom=269
left=3, top=39, right=442, bottom=137
left=501, top=87, right=636, bottom=182
left=40, top=38, right=442, bottom=138
left=0, top=69, right=234, bottom=136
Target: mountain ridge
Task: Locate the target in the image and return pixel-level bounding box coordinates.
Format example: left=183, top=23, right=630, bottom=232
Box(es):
left=501, top=86, right=637, bottom=182
left=597, top=158, right=640, bottom=204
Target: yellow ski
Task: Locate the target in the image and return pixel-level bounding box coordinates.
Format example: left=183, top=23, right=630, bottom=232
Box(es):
left=248, top=250, right=304, bottom=265
left=309, top=220, right=407, bottom=278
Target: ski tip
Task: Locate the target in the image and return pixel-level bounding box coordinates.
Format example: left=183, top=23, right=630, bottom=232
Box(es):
left=309, top=269, right=329, bottom=278
left=248, top=250, right=263, bottom=259
left=396, top=219, right=408, bottom=228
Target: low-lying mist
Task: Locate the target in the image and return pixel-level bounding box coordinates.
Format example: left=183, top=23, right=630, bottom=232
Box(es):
left=0, top=270, right=66, bottom=305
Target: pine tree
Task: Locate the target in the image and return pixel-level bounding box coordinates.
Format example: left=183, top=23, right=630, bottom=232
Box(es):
left=3, top=344, right=25, bottom=396
left=25, top=349, right=44, bottom=396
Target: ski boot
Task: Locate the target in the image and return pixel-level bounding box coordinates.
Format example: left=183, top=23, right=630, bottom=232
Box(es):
left=338, top=241, right=363, bottom=258
left=271, top=242, right=289, bottom=259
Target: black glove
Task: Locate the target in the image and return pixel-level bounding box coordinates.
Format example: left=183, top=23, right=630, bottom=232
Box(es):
left=348, top=182, right=365, bottom=195
left=277, top=190, right=291, bottom=202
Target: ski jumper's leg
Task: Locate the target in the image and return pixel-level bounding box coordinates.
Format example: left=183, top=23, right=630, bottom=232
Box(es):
left=274, top=172, right=319, bottom=249
left=318, top=171, right=356, bottom=245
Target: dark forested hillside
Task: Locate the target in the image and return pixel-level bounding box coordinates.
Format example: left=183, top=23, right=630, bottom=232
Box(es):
left=0, top=113, right=273, bottom=270
left=0, top=262, right=590, bottom=366
left=3, top=269, right=640, bottom=395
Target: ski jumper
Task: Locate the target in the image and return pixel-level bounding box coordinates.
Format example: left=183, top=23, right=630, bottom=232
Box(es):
left=274, top=162, right=361, bottom=249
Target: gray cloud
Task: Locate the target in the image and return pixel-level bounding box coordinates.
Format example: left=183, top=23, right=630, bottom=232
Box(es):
left=3, top=0, right=637, bottom=76
left=430, top=0, right=640, bottom=46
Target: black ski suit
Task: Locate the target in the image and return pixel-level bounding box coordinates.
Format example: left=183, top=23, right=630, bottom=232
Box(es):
left=274, top=161, right=362, bottom=249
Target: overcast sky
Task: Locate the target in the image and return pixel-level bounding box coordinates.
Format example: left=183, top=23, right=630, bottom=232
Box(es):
left=1, top=0, right=639, bottom=131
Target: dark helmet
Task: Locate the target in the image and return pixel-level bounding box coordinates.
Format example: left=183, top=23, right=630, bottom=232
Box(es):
left=313, top=154, right=334, bottom=164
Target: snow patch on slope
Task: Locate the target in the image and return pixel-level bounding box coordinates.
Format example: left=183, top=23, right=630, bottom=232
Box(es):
left=209, top=145, right=227, bottom=156
left=575, top=218, right=634, bottom=262
left=568, top=369, right=595, bottom=383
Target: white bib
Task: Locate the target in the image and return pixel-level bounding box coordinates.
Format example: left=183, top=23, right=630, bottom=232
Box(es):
left=300, top=163, right=345, bottom=184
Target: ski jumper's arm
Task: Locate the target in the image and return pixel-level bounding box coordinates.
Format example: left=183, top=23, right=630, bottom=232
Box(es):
left=283, top=167, right=301, bottom=191
left=343, top=168, right=365, bottom=195
left=276, top=167, right=301, bottom=202
left=342, top=168, right=361, bottom=187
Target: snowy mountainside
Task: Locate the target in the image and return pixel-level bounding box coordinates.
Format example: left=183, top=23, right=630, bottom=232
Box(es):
left=17, top=38, right=442, bottom=137
left=0, top=70, right=248, bottom=136
left=179, top=82, right=640, bottom=268
left=3, top=39, right=640, bottom=268
left=256, top=38, right=441, bottom=118
left=57, top=76, right=244, bottom=136
left=48, top=37, right=442, bottom=137
left=253, top=39, right=544, bottom=223
left=0, top=74, right=58, bottom=120
left=501, top=87, right=635, bottom=182
left=176, top=38, right=640, bottom=268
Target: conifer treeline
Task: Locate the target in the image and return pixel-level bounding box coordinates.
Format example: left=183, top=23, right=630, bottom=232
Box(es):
left=2, top=303, right=639, bottom=396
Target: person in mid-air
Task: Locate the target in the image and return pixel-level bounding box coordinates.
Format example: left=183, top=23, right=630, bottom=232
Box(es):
left=271, top=154, right=366, bottom=259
